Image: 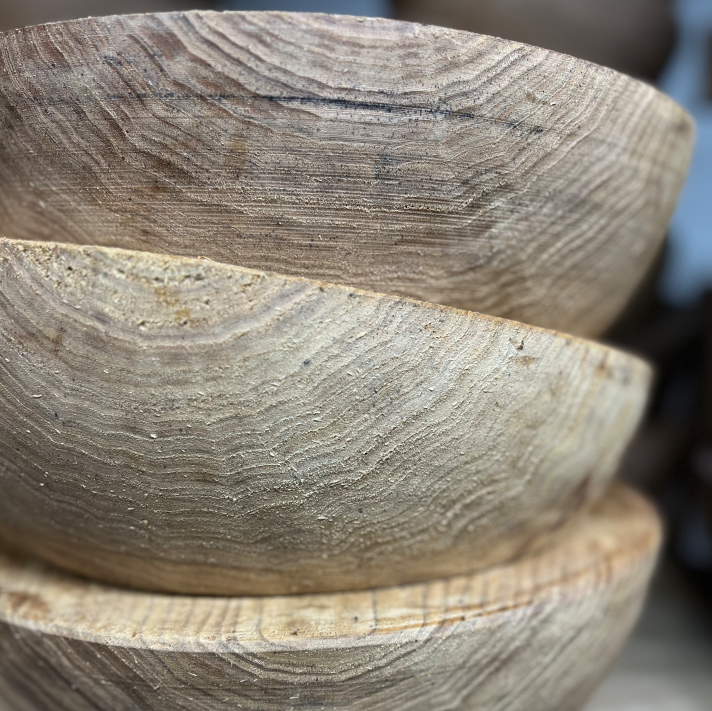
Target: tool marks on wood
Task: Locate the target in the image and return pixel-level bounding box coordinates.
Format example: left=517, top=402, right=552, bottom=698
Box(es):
left=0, top=11, right=694, bottom=334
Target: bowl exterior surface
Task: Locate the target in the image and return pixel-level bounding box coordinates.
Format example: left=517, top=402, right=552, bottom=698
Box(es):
left=0, top=485, right=662, bottom=711
left=0, top=239, right=651, bottom=594
left=0, top=11, right=694, bottom=335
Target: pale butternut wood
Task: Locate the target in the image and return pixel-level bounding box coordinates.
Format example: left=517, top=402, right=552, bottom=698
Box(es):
left=0, top=11, right=693, bottom=336
left=0, top=238, right=651, bottom=595
left=0, top=485, right=662, bottom=711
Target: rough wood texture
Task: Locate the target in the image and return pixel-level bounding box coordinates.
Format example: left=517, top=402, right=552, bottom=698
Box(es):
left=0, top=11, right=694, bottom=335
left=0, top=238, right=651, bottom=595
left=0, top=485, right=662, bottom=711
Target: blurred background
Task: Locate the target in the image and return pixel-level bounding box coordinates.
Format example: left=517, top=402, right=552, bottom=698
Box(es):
left=1, top=1, right=710, bottom=708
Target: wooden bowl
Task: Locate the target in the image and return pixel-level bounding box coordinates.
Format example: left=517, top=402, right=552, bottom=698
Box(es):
left=0, top=11, right=693, bottom=336
left=0, top=238, right=651, bottom=595
left=0, top=485, right=661, bottom=711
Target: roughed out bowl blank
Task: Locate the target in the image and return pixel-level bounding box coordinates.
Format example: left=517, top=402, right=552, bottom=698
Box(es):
left=0, top=11, right=694, bottom=336
left=0, top=486, right=662, bottom=711
left=0, top=239, right=651, bottom=595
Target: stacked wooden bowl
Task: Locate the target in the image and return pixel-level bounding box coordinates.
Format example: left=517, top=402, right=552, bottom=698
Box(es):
left=0, top=11, right=694, bottom=711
